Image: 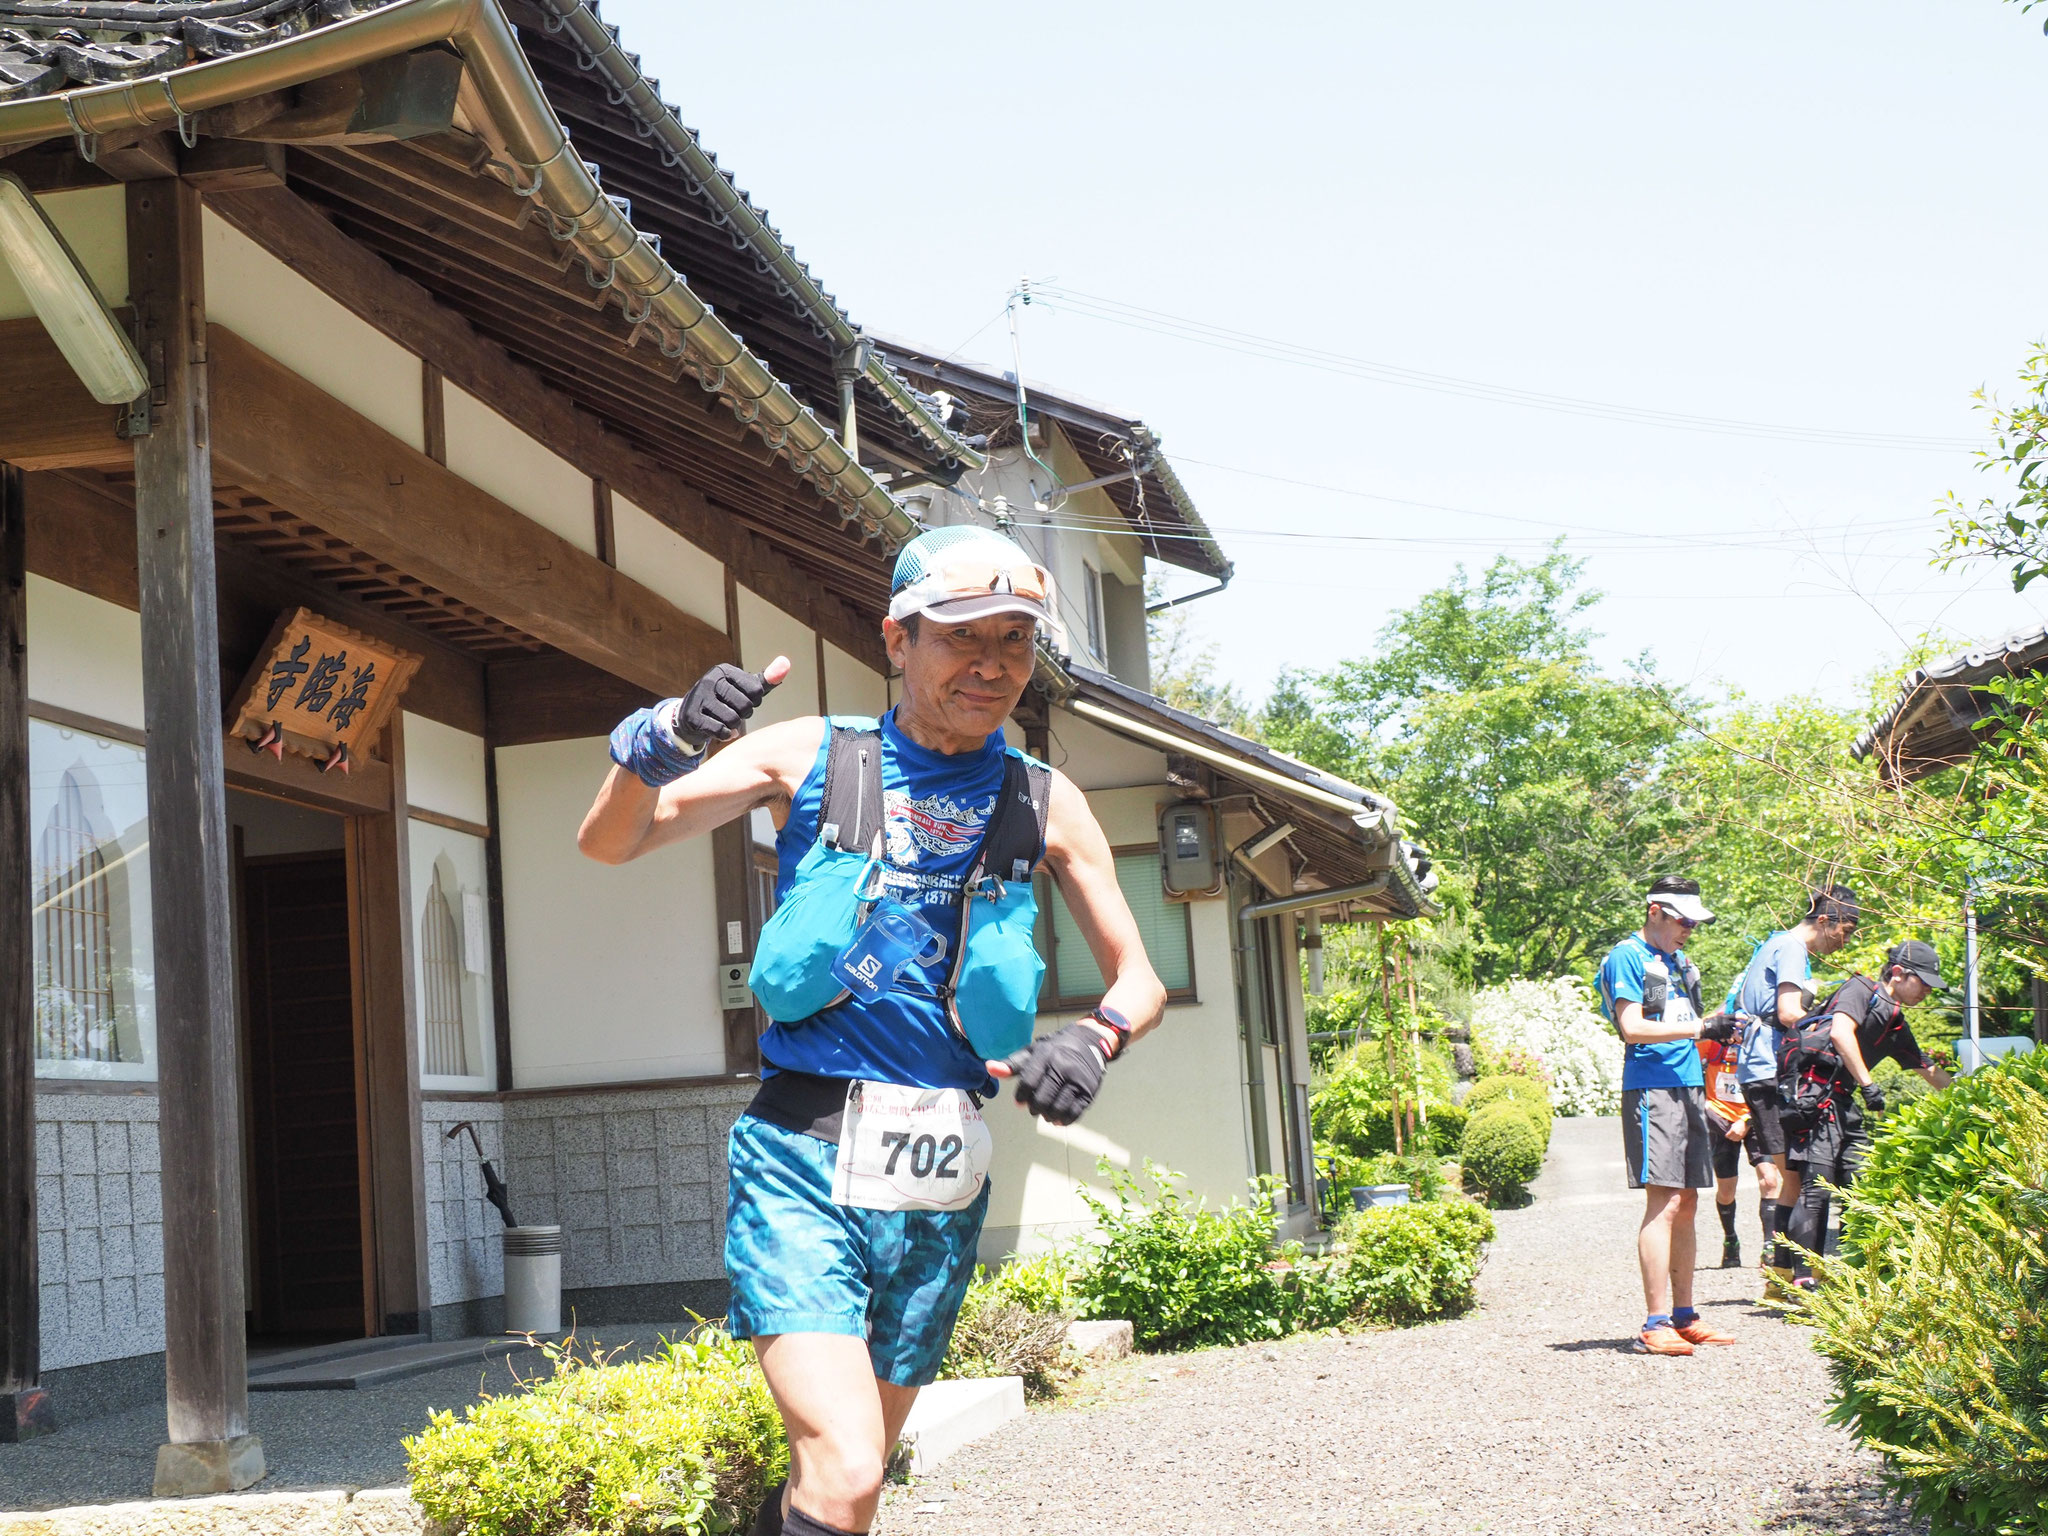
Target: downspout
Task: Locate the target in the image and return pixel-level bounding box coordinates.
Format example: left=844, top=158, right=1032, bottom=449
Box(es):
left=0, top=0, right=925, bottom=550
left=1238, top=876, right=1394, bottom=1204
left=527, top=0, right=986, bottom=475
left=1145, top=574, right=1230, bottom=615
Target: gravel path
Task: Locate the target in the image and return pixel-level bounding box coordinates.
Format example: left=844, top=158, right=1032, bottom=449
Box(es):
left=880, top=1116, right=1924, bottom=1536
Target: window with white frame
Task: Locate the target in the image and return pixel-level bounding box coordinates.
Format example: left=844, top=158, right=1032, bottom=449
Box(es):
left=409, top=818, right=496, bottom=1089
left=1082, top=561, right=1106, bottom=663
left=30, top=716, right=156, bottom=1081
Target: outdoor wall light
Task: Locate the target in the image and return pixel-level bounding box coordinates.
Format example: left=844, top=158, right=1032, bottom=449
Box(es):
left=0, top=172, right=147, bottom=405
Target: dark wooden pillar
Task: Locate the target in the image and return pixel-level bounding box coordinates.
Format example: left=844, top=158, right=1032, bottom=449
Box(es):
left=714, top=567, right=760, bottom=1074
left=0, top=464, right=53, bottom=1442
left=128, top=179, right=264, bottom=1496
left=350, top=714, right=430, bottom=1337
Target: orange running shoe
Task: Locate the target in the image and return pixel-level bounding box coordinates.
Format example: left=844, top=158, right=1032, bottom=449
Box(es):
left=1676, top=1319, right=1736, bottom=1346
left=1636, top=1325, right=1695, bottom=1356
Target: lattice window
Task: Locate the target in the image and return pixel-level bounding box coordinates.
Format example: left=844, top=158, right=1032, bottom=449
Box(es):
left=34, top=766, right=117, bottom=1062
left=419, top=862, right=469, bottom=1077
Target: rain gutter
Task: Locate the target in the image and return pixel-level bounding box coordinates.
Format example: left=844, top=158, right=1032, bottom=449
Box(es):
left=0, top=0, right=923, bottom=547
left=527, top=0, right=986, bottom=475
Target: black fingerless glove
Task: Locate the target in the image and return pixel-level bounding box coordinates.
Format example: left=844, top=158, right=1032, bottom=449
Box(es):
left=1004, top=1022, right=1114, bottom=1127
left=1697, top=1014, right=1738, bottom=1044
left=674, top=663, right=777, bottom=750
left=1859, top=1080, right=1886, bottom=1115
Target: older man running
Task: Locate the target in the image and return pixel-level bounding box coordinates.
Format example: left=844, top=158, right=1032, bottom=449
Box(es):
left=579, top=524, right=1164, bottom=1536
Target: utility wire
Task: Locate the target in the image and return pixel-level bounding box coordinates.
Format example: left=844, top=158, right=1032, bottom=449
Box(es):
left=1031, top=284, right=1982, bottom=453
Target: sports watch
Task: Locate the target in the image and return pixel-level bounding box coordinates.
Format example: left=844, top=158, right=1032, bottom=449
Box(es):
left=1087, top=1004, right=1133, bottom=1059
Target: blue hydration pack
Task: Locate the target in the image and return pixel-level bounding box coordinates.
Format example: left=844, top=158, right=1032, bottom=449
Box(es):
left=748, top=719, right=1052, bottom=1061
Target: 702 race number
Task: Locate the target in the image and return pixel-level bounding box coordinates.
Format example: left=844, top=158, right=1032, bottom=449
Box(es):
left=879, top=1130, right=965, bottom=1180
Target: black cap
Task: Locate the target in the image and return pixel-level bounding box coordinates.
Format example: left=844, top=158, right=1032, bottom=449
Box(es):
left=1887, top=939, right=1945, bottom=990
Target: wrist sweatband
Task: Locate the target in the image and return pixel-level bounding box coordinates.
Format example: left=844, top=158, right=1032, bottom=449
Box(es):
left=609, top=700, right=703, bottom=787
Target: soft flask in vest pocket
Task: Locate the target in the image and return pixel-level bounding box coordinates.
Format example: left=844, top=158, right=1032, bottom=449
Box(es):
left=748, top=841, right=872, bottom=1023
left=947, top=879, right=1044, bottom=1060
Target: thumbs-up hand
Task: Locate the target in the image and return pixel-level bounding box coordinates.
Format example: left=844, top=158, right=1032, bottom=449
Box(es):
left=666, top=655, right=791, bottom=752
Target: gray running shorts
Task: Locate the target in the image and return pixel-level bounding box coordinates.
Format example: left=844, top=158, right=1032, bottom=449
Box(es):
left=1620, top=1085, right=1714, bottom=1190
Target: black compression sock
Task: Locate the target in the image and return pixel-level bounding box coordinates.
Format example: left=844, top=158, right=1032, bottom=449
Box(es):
left=1758, top=1197, right=1774, bottom=1254
left=1771, top=1202, right=1795, bottom=1269
left=1717, top=1200, right=1738, bottom=1239
left=783, top=1506, right=865, bottom=1536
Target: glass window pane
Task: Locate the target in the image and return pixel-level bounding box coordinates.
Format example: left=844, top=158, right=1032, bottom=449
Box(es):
left=409, top=819, right=495, bottom=1087
left=30, top=719, right=155, bottom=1080
left=1050, top=851, right=1191, bottom=1001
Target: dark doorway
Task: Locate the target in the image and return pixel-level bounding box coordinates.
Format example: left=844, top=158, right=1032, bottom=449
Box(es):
left=240, top=849, right=366, bottom=1338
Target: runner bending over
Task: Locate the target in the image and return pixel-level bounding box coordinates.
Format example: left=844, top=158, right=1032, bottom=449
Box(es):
left=579, top=525, right=1165, bottom=1536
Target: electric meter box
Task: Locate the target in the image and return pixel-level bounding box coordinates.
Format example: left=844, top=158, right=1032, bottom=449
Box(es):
left=1158, top=801, right=1221, bottom=897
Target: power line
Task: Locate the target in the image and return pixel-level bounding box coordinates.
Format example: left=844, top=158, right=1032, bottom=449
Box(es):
left=1028, top=284, right=1983, bottom=453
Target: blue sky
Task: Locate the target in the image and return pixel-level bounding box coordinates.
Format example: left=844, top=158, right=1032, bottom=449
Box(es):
left=602, top=0, right=2048, bottom=716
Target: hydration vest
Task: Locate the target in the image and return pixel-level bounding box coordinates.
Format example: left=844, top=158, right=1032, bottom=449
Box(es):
left=748, top=718, right=1052, bottom=1062
left=1774, top=975, right=1900, bottom=1134
left=1641, top=950, right=1704, bottom=1023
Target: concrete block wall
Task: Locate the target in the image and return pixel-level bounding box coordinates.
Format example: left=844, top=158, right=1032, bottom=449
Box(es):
left=33, top=1093, right=165, bottom=1370
left=498, top=1082, right=754, bottom=1293
left=421, top=1100, right=507, bottom=1308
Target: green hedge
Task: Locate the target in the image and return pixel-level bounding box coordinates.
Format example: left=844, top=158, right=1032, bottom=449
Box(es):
left=405, top=1331, right=784, bottom=1536
left=1460, top=1103, right=1546, bottom=1202
left=1801, top=1050, right=2048, bottom=1534
left=1322, top=1200, right=1495, bottom=1324
left=1463, top=1072, right=1552, bottom=1121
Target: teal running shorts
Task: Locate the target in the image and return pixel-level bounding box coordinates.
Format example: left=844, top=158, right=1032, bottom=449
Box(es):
left=724, top=1112, right=989, bottom=1387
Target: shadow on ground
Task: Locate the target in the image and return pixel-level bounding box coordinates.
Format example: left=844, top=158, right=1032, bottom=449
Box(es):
left=1761, top=1475, right=1923, bottom=1535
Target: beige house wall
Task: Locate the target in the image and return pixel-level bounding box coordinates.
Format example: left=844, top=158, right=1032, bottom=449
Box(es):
left=0, top=185, right=127, bottom=320
left=25, top=575, right=145, bottom=730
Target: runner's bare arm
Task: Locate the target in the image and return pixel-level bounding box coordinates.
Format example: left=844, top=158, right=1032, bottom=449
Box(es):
left=578, top=717, right=825, bottom=865
left=1039, top=767, right=1167, bottom=1048
left=1611, top=998, right=1703, bottom=1044
left=1775, top=980, right=1809, bottom=1026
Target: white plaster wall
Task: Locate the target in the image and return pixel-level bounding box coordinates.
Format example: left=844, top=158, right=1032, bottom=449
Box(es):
left=980, top=889, right=1248, bottom=1262
left=443, top=383, right=594, bottom=555
left=0, top=186, right=127, bottom=321
left=495, top=737, right=725, bottom=1087
left=612, top=496, right=726, bottom=636
left=1045, top=702, right=1171, bottom=789
left=821, top=641, right=887, bottom=718
left=26, top=575, right=144, bottom=730
left=733, top=587, right=817, bottom=728
left=202, top=211, right=423, bottom=452
left=404, top=713, right=489, bottom=827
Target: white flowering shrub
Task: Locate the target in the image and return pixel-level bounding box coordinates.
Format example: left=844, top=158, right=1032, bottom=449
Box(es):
left=1470, top=976, right=1623, bottom=1117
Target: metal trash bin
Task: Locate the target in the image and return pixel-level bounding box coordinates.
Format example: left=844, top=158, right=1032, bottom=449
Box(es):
left=503, top=1225, right=563, bottom=1335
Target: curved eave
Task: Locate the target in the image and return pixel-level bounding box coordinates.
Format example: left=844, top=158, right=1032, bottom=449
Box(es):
left=523, top=0, right=984, bottom=475
left=0, top=0, right=929, bottom=552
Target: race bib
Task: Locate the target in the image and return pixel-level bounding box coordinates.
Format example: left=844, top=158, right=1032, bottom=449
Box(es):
left=1715, top=1069, right=1741, bottom=1102
left=831, top=1080, right=992, bottom=1213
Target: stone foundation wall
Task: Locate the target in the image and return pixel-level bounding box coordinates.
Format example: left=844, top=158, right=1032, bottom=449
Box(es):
left=33, top=1091, right=165, bottom=1371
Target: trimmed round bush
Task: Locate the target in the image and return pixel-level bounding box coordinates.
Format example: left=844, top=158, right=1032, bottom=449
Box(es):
left=1460, top=1102, right=1545, bottom=1201
left=1463, top=1073, right=1551, bottom=1119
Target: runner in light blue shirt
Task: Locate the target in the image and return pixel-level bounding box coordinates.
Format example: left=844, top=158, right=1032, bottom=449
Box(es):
left=1729, top=885, right=1858, bottom=1287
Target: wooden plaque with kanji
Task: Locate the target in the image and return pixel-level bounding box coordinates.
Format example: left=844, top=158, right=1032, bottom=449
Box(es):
left=226, top=608, right=421, bottom=767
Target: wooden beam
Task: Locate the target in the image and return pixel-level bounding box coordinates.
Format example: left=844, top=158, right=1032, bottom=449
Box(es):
left=421, top=361, right=446, bottom=466
left=222, top=729, right=394, bottom=816
left=208, top=323, right=731, bottom=699
left=482, top=747, right=514, bottom=1093
left=21, top=470, right=487, bottom=737
left=94, top=131, right=180, bottom=183
left=177, top=138, right=286, bottom=194
left=0, top=464, right=53, bottom=1442
left=349, top=714, right=430, bottom=1336
left=198, top=184, right=889, bottom=671
left=0, top=319, right=126, bottom=471
left=592, top=479, right=615, bottom=568
left=484, top=651, right=653, bottom=748
left=715, top=566, right=759, bottom=1075
left=127, top=180, right=264, bottom=1497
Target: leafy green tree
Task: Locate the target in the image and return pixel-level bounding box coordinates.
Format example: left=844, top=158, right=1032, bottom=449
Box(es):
left=1145, top=579, right=1256, bottom=733
left=1266, top=549, right=1687, bottom=983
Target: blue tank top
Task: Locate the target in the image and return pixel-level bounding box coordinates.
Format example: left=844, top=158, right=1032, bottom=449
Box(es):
left=758, top=709, right=1009, bottom=1090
